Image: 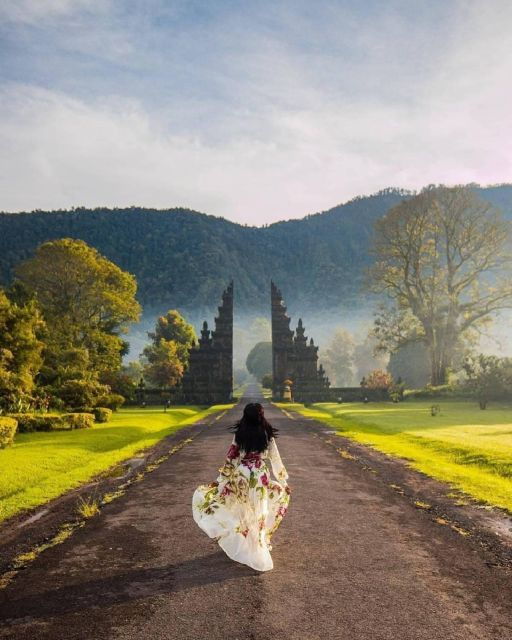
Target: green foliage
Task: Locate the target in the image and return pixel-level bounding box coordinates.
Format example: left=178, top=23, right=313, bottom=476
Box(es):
left=63, top=413, right=95, bottom=429
left=463, top=354, right=512, bottom=404
left=261, top=373, right=273, bottom=389
left=404, top=385, right=469, bottom=399
left=9, top=413, right=66, bottom=432
left=96, top=393, right=125, bottom=411
left=53, top=379, right=109, bottom=411
left=0, top=289, right=44, bottom=411
left=0, top=405, right=231, bottom=523
left=142, top=310, right=195, bottom=388
left=0, top=187, right=510, bottom=312
left=147, top=310, right=196, bottom=363
left=93, top=407, right=113, bottom=423
left=15, top=238, right=141, bottom=380
left=288, top=400, right=512, bottom=512
left=370, top=187, right=512, bottom=385
left=246, top=342, right=272, bottom=381
left=0, top=417, right=17, bottom=448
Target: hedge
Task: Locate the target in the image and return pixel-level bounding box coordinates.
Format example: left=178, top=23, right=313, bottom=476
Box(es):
left=93, top=407, right=112, bottom=423
left=63, top=413, right=95, bottom=429
left=96, top=393, right=125, bottom=411
left=8, top=412, right=95, bottom=432
left=0, top=417, right=18, bottom=448
left=9, top=413, right=65, bottom=433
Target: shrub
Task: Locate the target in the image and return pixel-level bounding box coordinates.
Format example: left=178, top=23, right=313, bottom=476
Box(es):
left=0, top=417, right=18, bottom=448
left=364, top=369, right=393, bottom=390
left=9, top=413, right=65, bottom=432
left=54, top=379, right=109, bottom=410
left=62, top=413, right=95, bottom=429
left=404, top=384, right=469, bottom=399
left=96, top=393, right=125, bottom=411
left=93, top=407, right=112, bottom=423
left=261, top=373, right=273, bottom=389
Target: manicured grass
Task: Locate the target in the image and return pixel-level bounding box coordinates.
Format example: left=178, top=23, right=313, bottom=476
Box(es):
left=279, top=400, right=512, bottom=513
left=0, top=405, right=231, bottom=523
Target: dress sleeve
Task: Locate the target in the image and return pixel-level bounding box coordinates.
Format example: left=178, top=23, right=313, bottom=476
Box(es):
left=216, top=437, right=241, bottom=492
left=267, top=438, right=288, bottom=484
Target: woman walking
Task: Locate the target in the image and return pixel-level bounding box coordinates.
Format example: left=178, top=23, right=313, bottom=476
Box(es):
left=192, top=403, right=290, bottom=572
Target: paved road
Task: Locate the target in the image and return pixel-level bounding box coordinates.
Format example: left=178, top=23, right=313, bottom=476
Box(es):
left=1, top=385, right=511, bottom=639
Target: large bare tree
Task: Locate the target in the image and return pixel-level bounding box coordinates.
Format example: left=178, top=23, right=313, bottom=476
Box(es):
left=369, top=186, right=512, bottom=385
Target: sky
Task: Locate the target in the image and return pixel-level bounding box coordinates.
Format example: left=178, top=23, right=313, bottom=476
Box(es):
left=0, top=0, right=511, bottom=225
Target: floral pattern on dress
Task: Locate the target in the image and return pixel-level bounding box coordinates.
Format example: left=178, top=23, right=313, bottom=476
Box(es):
left=192, top=437, right=290, bottom=572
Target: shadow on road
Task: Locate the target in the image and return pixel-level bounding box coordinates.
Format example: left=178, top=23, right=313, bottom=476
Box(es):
left=0, top=550, right=258, bottom=622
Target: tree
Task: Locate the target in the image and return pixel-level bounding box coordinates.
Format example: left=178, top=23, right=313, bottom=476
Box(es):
left=463, top=354, right=512, bottom=406
left=246, top=342, right=272, bottom=381
left=142, top=310, right=196, bottom=388
left=261, top=373, right=273, bottom=389
left=369, top=187, right=512, bottom=385
left=321, top=329, right=356, bottom=386
left=387, top=342, right=430, bottom=389
left=0, top=289, right=44, bottom=410
left=147, top=310, right=196, bottom=366
left=16, top=238, right=141, bottom=377
left=142, top=340, right=184, bottom=388
left=353, top=334, right=389, bottom=382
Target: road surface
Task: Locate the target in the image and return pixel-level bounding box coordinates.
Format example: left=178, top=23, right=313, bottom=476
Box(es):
left=1, top=385, right=511, bottom=639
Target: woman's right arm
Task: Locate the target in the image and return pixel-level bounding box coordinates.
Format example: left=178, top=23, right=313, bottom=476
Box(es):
left=268, top=438, right=289, bottom=484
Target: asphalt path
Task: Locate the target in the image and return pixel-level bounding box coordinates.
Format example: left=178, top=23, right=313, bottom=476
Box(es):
left=1, top=384, right=511, bottom=639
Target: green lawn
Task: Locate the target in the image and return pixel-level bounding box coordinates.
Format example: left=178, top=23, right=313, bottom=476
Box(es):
left=0, top=405, right=231, bottom=523
left=279, top=400, right=512, bottom=512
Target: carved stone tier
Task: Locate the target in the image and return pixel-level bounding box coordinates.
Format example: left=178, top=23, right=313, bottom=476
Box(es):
left=182, top=282, right=233, bottom=404
left=271, top=281, right=330, bottom=402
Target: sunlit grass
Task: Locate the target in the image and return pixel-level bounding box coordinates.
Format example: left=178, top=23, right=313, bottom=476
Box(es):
left=0, top=405, right=231, bottom=523
left=279, top=400, right=512, bottom=512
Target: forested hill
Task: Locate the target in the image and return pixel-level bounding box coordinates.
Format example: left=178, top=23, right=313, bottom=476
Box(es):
left=1, top=184, right=511, bottom=314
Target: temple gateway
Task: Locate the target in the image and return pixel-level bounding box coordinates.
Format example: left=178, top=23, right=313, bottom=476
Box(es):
left=179, top=280, right=383, bottom=405
left=181, top=282, right=234, bottom=404
left=271, top=281, right=331, bottom=402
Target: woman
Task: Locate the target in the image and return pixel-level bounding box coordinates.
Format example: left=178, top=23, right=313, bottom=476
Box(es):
left=192, top=403, right=290, bottom=572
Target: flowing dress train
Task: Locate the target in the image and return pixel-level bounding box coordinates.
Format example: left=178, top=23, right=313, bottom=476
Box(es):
left=192, top=437, right=290, bottom=571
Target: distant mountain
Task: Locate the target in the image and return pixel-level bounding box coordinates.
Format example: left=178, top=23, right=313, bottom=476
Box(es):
left=1, top=184, right=511, bottom=315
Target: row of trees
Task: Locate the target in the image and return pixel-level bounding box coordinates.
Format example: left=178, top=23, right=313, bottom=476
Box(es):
left=0, top=239, right=141, bottom=412
left=0, top=238, right=199, bottom=412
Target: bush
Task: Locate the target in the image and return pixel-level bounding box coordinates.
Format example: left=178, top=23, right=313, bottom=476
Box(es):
left=404, top=384, right=468, bottom=399
left=96, top=393, right=125, bottom=411
left=93, top=407, right=112, bottom=423
left=62, top=413, right=95, bottom=429
left=54, top=379, right=109, bottom=410
left=0, top=417, right=18, bottom=448
left=363, top=369, right=393, bottom=390
left=9, top=413, right=66, bottom=432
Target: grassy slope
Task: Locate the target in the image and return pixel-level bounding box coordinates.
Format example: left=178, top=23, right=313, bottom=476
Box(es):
left=0, top=405, right=231, bottom=523
left=279, top=400, right=512, bottom=512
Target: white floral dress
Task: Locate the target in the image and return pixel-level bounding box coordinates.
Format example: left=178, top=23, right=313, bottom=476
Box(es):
left=192, top=437, right=290, bottom=572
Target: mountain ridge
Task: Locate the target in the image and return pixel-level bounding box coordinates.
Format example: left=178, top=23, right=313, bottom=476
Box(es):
left=1, top=184, right=511, bottom=315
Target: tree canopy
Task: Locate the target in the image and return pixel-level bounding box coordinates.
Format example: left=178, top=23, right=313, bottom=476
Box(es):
left=0, top=289, right=44, bottom=410
left=246, top=342, right=272, bottom=381
left=142, top=310, right=196, bottom=388
left=370, top=186, right=512, bottom=384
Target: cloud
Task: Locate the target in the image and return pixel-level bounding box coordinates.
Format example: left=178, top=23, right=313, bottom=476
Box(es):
left=0, top=1, right=511, bottom=224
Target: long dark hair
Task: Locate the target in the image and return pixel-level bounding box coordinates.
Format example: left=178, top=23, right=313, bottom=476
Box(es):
left=229, top=403, right=278, bottom=454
